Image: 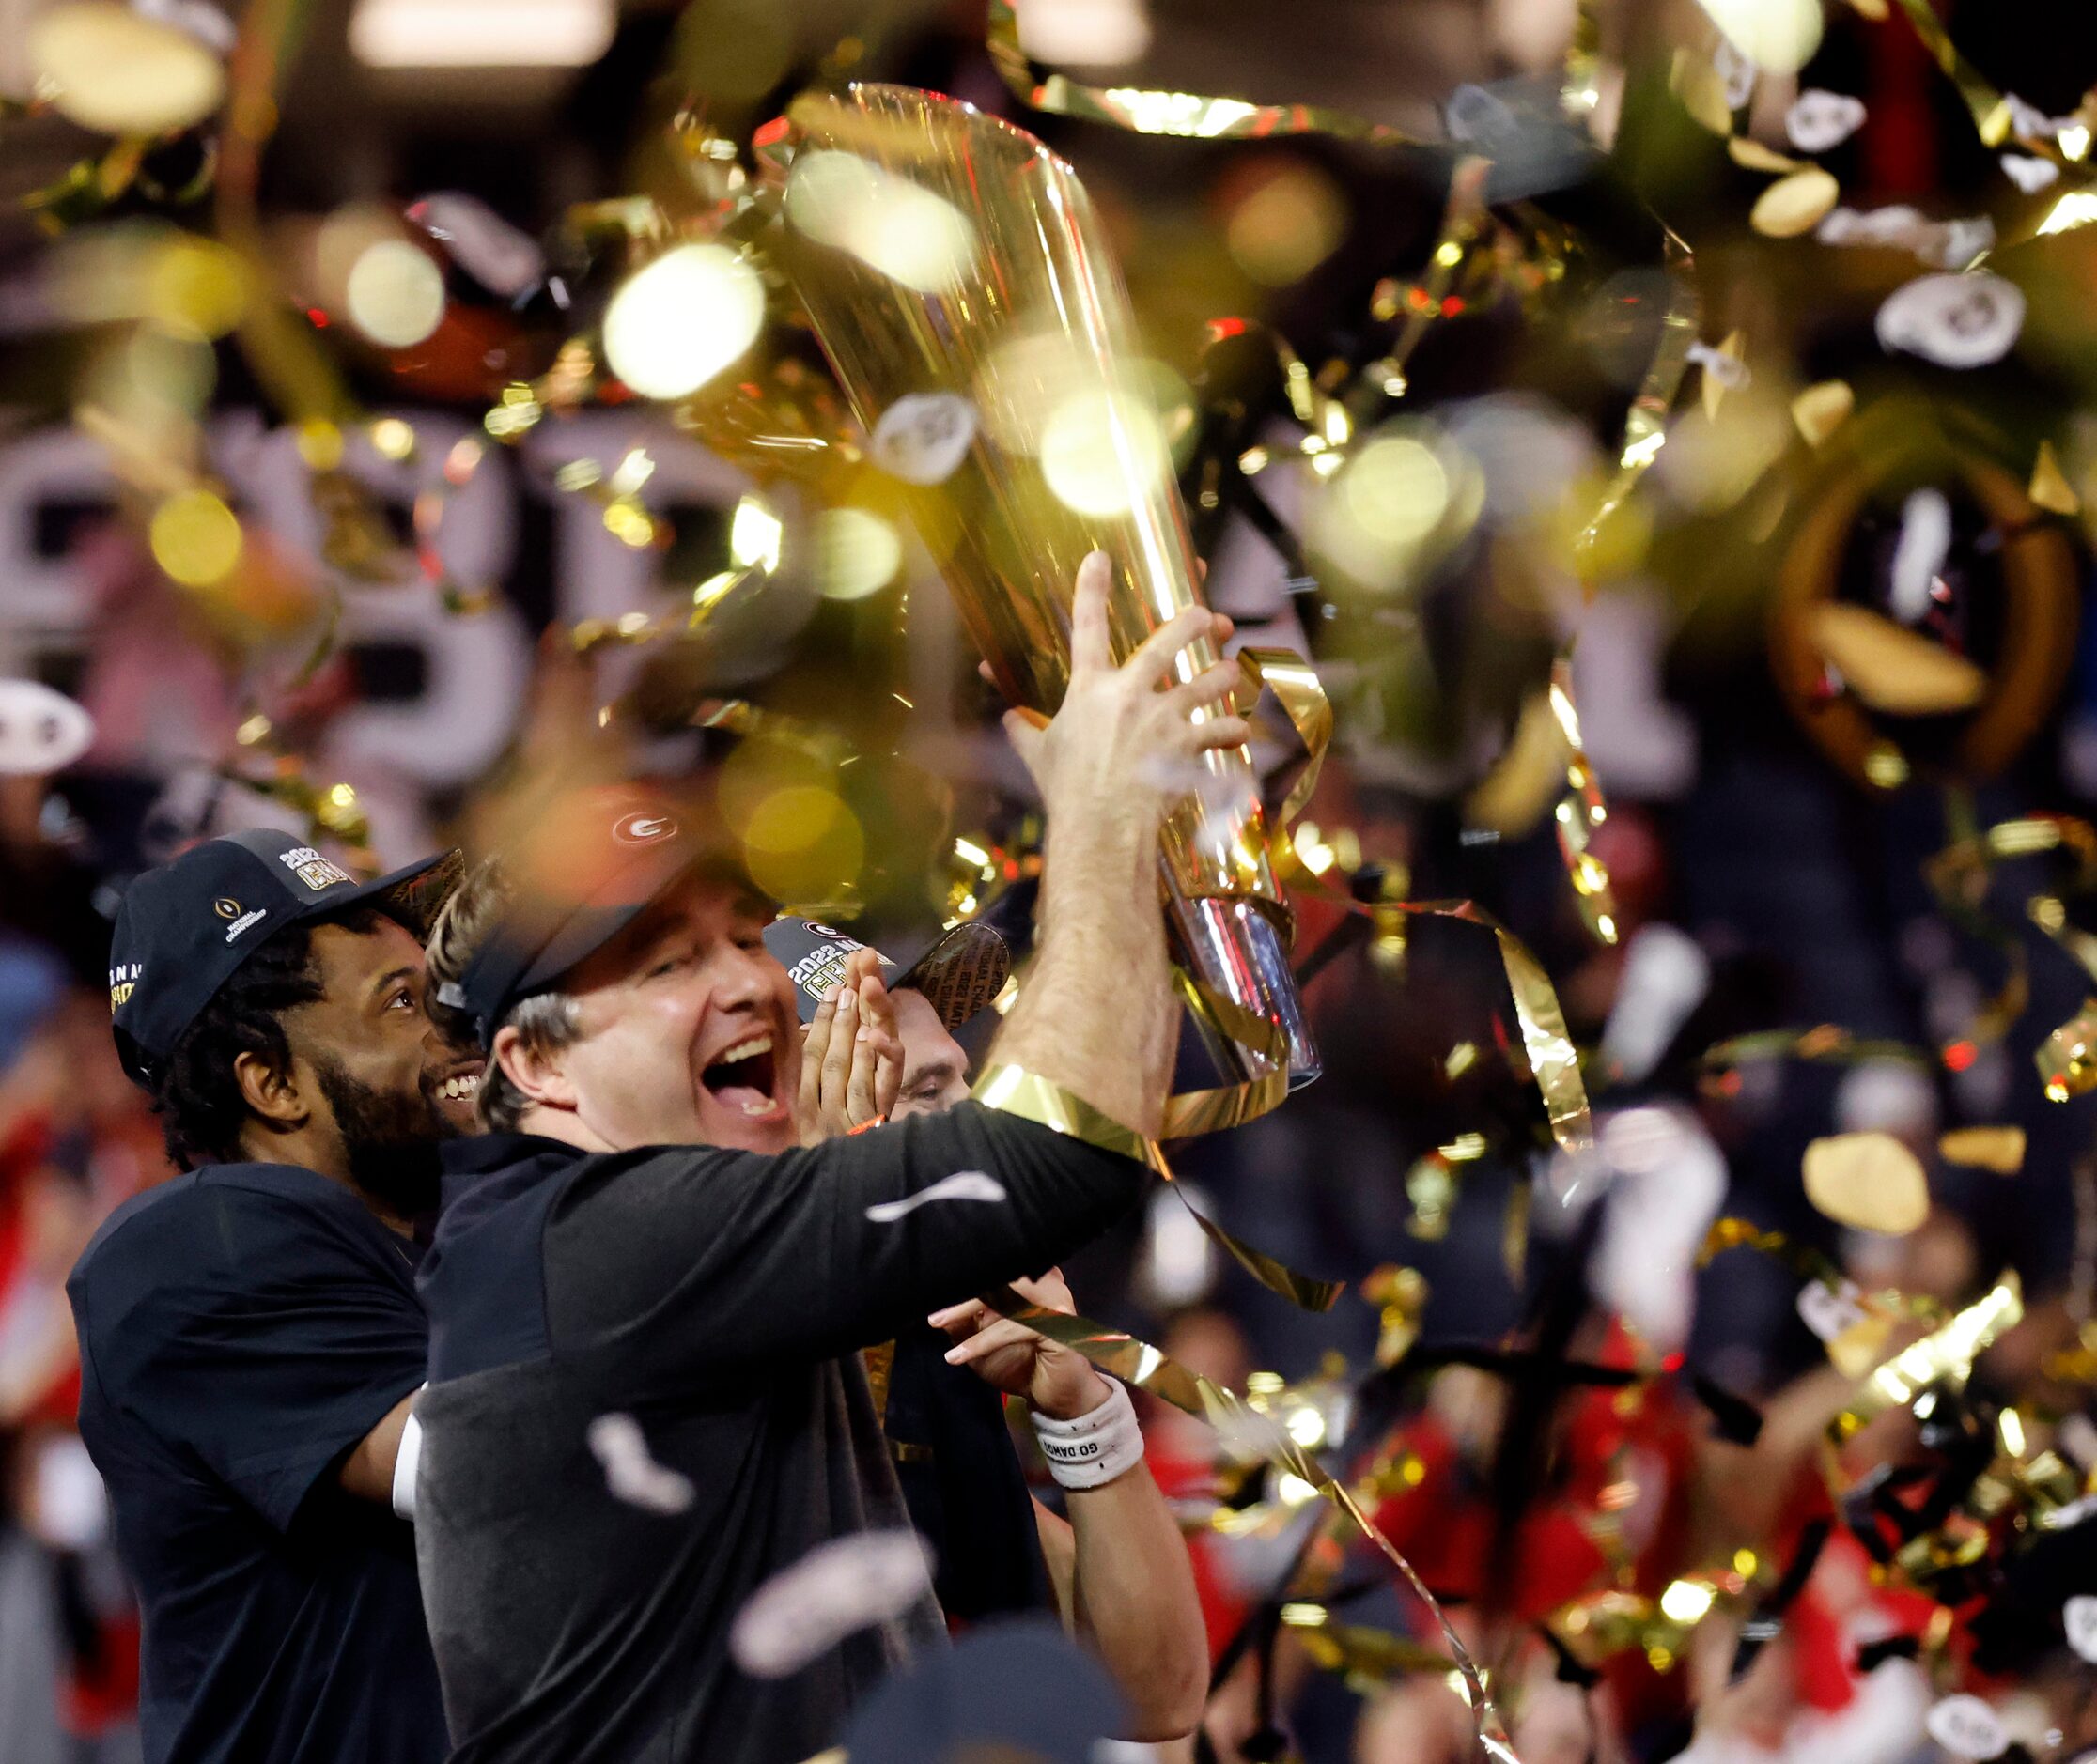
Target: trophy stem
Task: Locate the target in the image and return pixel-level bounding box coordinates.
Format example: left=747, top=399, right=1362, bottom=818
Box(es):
left=1165, top=884, right=1322, bottom=1091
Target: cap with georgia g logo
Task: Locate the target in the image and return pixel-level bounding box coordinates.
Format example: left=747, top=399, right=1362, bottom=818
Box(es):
left=438, top=788, right=709, bottom=1049
left=108, top=828, right=449, bottom=1086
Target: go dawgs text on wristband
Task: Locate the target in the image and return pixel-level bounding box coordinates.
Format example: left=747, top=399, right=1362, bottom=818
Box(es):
left=1030, top=1377, right=1143, bottom=1491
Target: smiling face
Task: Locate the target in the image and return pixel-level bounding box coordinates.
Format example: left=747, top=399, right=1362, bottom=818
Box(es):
left=518, top=872, right=800, bottom=1153
left=278, top=914, right=481, bottom=1211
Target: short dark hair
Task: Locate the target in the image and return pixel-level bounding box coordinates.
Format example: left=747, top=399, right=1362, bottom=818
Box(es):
left=143, top=905, right=385, bottom=1171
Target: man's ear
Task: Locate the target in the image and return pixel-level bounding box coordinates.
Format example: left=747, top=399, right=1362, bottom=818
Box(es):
left=494, top=1024, right=577, bottom=1113
left=233, top=1049, right=308, bottom=1135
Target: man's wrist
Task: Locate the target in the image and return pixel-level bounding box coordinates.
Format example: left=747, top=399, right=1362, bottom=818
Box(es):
left=1032, top=1368, right=1113, bottom=1423
left=1031, top=1377, right=1144, bottom=1490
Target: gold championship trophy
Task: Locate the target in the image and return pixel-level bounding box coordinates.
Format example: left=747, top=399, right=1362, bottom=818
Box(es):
left=776, top=84, right=1320, bottom=1094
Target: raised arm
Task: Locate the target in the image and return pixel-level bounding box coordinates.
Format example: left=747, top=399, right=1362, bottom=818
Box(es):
left=986, top=551, right=1247, bottom=1138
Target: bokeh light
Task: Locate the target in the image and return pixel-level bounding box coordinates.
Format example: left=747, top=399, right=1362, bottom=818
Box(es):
left=1223, top=160, right=1348, bottom=286
left=814, top=508, right=904, bottom=599
left=30, top=1, right=226, bottom=136
left=785, top=151, right=977, bottom=296
left=149, top=489, right=243, bottom=587
left=1038, top=387, right=1172, bottom=517
left=740, top=784, right=865, bottom=906
left=601, top=244, right=765, bottom=399
left=345, top=240, right=446, bottom=348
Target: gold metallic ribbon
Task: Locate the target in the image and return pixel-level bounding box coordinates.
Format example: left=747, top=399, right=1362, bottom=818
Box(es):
left=1831, top=1272, right=2023, bottom=1441
left=1881, top=0, right=2025, bottom=151
left=1546, top=658, right=1620, bottom=947
left=979, top=1287, right=1522, bottom=1761
left=972, top=1058, right=1344, bottom=1313
left=986, top=0, right=1425, bottom=146
left=1234, top=648, right=1333, bottom=829
left=1925, top=812, right=2097, bottom=1096
left=1573, top=252, right=1700, bottom=570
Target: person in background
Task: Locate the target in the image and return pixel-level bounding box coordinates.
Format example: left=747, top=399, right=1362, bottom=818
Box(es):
left=768, top=914, right=1210, bottom=1735
left=66, top=829, right=477, bottom=1764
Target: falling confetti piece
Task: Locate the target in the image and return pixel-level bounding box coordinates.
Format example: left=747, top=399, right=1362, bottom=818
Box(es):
left=584, top=1413, right=695, bottom=1515
left=1793, top=379, right=1855, bottom=445
left=1786, top=89, right=1867, bottom=152
left=2065, top=1594, right=2097, bottom=1663
left=0, top=681, right=96, bottom=776
left=1803, top=1131, right=1931, bottom=1235
left=1807, top=604, right=1988, bottom=715
left=870, top=392, right=979, bottom=486
left=1689, top=331, right=1749, bottom=420
left=864, top=1170, right=1009, bottom=1222
left=1926, top=1694, right=2009, bottom=1761
left=729, top=1531, right=936, bottom=1679
left=1876, top=272, right=2027, bottom=368
left=1728, top=136, right=1806, bottom=174
left=2001, top=153, right=2061, bottom=193
left=1937, top=1126, right=2027, bottom=1173
left=2030, top=441, right=2081, bottom=516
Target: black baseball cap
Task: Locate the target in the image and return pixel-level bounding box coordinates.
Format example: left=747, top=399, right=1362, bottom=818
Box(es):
left=108, top=828, right=448, bottom=1086
left=838, top=1615, right=1128, bottom=1764
left=763, top=917, right=1010, bottom=1032
left=437, top=788, right=712, bottom=1049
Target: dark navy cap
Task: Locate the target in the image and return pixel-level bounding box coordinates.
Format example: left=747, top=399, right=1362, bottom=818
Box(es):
left=838, top=1616, right=1128, bottom=1764
left=108, top=828, right=447, bottom=1086
left=762, top=917, right=1010, bottom=1032
left=437, top=789, right=705, bottom=1049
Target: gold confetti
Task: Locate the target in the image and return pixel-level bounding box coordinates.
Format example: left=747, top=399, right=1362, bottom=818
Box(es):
left=1938, top=1126, right=2027, bottom=1173
left=1728, top=136, right=1809, bottom=175
left=2040, top=1000, right=2097, bottom=1101
left=1793, top=380, right=1855, bottom=447
left=1803, top=1131, right=1932, bottom=1235
left=1835, top=1274, right=2022, bottom=1438
left=1751, top=168, right=1842, bottom=238
left=2030, top=441, right=2081, bottom=517
left=1807, top=604, right=1988, bottom=715
left=1670, top=49, right=1736, bottom=137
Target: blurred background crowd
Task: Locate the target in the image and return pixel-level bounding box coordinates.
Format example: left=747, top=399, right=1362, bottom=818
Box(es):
left=8, top=0, right=2097, bottom=1759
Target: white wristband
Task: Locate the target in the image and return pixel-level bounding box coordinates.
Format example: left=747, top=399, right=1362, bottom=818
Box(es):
left=392, top=1405, right=424, bottom=1522
left=1031, top=1378, right=1143, bottom=1491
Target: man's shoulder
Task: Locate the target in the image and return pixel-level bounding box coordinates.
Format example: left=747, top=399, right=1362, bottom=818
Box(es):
left=71, top=1163, right=389, bottom=1312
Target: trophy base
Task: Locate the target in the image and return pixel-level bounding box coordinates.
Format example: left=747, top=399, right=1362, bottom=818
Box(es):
left=1169, top=892, right=1323, bottom=1092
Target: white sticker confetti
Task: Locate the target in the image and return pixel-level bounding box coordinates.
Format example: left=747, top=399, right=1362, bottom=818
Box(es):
left=2065, top=1594, right=2097, bottom=1663
left=1713, top=38, right=1758, bottom=112
left=864, top=1170, right=1009, bottom=1223
left=1926, top=1694, right=2009, bottom=1761
left=584, top=1413, right=694, bottom=1516
left=871, top=392, right=978, bottom=486
left=1685, top=341, right=1752, bottom=391
left=1876, top=273, right=2026, bottom=369
left=1787, top=89, right=1866, bottom=153
left=1819, top=207, right=1996, bottom=270
left=0, top=679, right=95, bottom=777
left=2001, top=153, right=2061, bottom=194
left=730, top=1530, right=936, bottom=1679
left=1888, top=487, right=1953, bottom=625
left=1796, top=1277, right=1870, bottom=1343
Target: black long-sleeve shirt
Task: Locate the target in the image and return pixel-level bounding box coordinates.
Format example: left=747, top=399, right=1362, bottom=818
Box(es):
left=414, top=1104, right=1145, bottom=1764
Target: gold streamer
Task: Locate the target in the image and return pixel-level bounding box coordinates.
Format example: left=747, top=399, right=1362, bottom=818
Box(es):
left=1926, top=812, right=2097, bottom=1091
left=1574, top=254, right=1700, bottom=570
left=986, top=0, right=1425, bottom=146
left=1393, top=901, right=1594, bottom=1155
left=1235, top=647, right=1333, bottom=828
left=971, top=1055, right=1344, bottom=1312
left=980, top=1287, right=1522, bottom=1761
left=1832, top=1273, right=2023, bottom=1441
left=1546, top=658, right=1620, bottom=946
left=1880, top=0, right=2026, bottom=151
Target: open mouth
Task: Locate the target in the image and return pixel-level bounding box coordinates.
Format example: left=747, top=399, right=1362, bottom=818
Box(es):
left=440, top=1069, right=482, bottom=1106
left=701, top=1033, right=779, bottom=1118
